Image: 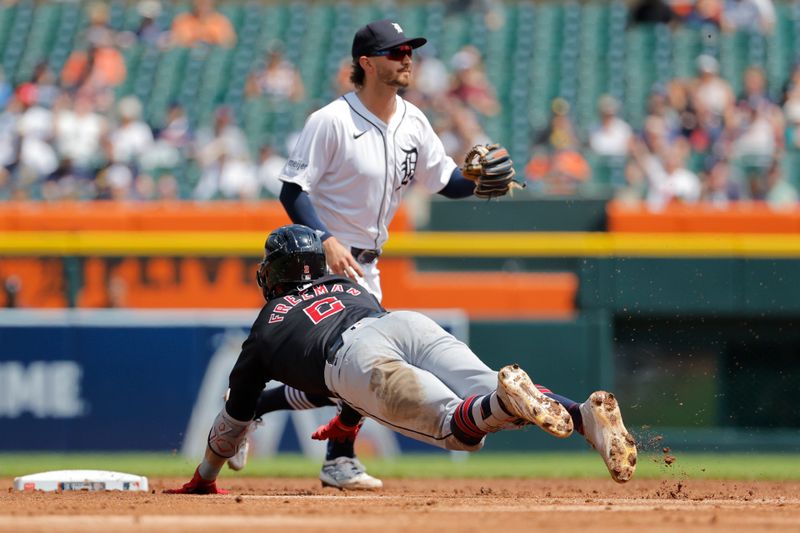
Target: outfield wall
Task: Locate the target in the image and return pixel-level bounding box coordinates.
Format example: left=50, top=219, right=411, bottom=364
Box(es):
left=2, top=200, right=800, bottom=452
left=2, top=308, right=793, bottom=454
left=0, top=309, right=618, bottom=455
left=0, top=309, right=473, bottom=456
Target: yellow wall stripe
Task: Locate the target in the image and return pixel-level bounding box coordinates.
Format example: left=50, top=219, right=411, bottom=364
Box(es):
left=2, top=232, right=800, bottom=258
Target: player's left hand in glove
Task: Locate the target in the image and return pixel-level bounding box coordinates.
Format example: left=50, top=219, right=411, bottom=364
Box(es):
left=462, top=143, right=524, bottom=199
left=163, top=467, right=229, bottom=495
left=311, top=414, right=362, bottom=443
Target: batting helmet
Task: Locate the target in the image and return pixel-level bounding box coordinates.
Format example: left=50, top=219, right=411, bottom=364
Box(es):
left=257, top=224, right=326, bottom=300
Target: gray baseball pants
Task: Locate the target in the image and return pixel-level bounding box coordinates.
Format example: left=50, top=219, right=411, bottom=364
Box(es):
left=323, top=310, right=498, bottom=451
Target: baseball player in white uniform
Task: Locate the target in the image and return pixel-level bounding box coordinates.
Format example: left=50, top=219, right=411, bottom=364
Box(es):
left=227, top=19, right=517, bottom=489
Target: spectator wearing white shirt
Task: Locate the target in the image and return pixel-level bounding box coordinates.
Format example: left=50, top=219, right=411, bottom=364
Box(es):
left=245, top=44, right=305, bottom=103
left=631, top=137, right=701, bottom=210
left=192, top=107, right=255, bottom=199
left=141, top=103, right=192, bottom=174
left=256, top=144, right=287, bottom=198
left=733, top=100, right=778, bottom=160
left=691, top=55, right=735, bottom=134
left=194, top=107, right=249, bottom=168
left=723, top=0, right=775, bottom=34
left=16, top=85, right=59, bottom=182
left=589, top=95, right=633, bottom=157
left=414, top=46, right=450, bottom=104
left=193, top=152, right=259, bottom=200
left=55, top=93, right=106, bottom=171
left=107, top=96, right=154, bottom=167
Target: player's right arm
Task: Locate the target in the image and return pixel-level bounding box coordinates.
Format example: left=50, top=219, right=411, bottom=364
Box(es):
left=278, top=107, right=363, bottom=280
left=322, top=235, right=364, bottom=279
left=166, top=323, right=274, bottom=494
left=279, top=183, right=364, bottom=279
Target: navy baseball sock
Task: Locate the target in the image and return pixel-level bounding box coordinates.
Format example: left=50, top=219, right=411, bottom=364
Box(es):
left=450, top=395, right=485, bottom=445
left=254, top=385, right=335, bottom=419
left=325, top=404, right=362, bottom=460
left=535, top=385, right=584, bottom=435
left=326, top=437, right=356, bottom=460
left=450, top=392, right=515, bottom=445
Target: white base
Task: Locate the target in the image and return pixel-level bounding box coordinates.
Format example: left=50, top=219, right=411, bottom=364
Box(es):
left=14, top=470, right=149, bottom=492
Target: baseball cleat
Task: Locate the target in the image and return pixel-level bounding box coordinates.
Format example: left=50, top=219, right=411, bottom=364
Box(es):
left=226, top=434, right=250, bottom=471
left=579, top=391, right=638, bottom=483
left=224, top=386, right=257, bottom=472
left=227, top=419, right=261, bottom=471
left=320, top=457, right=383, bottom=490
left=496, top=364, right=573, bottom=438
left=225, top=408, right=263, bottom=472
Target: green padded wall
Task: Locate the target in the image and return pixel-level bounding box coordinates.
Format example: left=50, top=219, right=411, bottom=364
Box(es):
left=426, top=198, right=609, bottom=232
left=580, top=258, right=800, bottom=315
left=468, top=312, right=613, bottom=451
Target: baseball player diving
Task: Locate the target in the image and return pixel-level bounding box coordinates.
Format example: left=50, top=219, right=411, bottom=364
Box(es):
left=227, top=19, right=522, bottom=489
left=166, top=224, right=638, bottom=495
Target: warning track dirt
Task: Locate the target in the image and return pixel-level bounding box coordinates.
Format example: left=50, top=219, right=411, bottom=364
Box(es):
left=2, top=478, right=799, bottom=532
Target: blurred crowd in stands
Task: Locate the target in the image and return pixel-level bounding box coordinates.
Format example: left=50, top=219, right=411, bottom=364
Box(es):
left=0, top=0, right=796, bottom=209
left=525, top=54, right=799, bottom=209
left=525, top=0, right=799, bottom=209
left=631, top=0, right=777, bottom=34
left=0, top=0, right=297, bottom=201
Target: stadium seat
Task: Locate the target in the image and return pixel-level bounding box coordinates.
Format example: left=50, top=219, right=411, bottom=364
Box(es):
left=586, top=153, right=627, bottom=193
left=8, top=0, right=800, bottom=204
left=0, top=3, right=17, bottom=54
left=672, top=26, right=702, bottom=80
left=116, top=42, right=143, bottom=98
left=49, top=2, right=80, bottom=75
left=782, top=150, right=800, bottom=189
left=3, top=0, right=33, bottom=83
left=16, top=2, right=60, bottom=82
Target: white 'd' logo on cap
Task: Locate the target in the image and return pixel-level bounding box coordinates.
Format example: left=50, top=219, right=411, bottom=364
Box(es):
left=392, top=23, right=403, bottom=33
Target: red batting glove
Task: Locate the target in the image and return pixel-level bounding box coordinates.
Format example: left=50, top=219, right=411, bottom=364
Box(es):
left=163, top=467, right=229, bottom=495
left=311, top=414, right=361, bottom=443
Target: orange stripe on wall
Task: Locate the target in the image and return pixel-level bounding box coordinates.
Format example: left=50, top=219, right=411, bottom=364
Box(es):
left=0, top=202, right=573, bottom=317
left=380, top=259, right=577, bottom=319
left=607, top=201, right=800, bottom=233
left=0, top=201, right=410, bottom=233
left=0, top=256, right=576, bottom=317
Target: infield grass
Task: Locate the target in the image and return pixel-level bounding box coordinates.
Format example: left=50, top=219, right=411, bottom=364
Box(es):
left=1, top=452, right=799, bottom=481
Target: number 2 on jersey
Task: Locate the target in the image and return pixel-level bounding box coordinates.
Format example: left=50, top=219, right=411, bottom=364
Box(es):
left=304, top=296, right=345, bottom=324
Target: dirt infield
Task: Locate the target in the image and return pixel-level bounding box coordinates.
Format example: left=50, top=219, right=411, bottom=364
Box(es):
left=1, top=477, right=799, bottom=532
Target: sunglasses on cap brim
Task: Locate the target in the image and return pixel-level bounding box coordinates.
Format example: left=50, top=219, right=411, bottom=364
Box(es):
left=372, top=45, right=413, bottom=61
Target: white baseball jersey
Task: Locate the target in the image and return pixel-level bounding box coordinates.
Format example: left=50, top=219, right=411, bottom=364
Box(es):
left=279, top=91, right=457, bottom=251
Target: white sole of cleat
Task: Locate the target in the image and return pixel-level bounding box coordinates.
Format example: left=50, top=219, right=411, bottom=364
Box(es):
left=227, top=437, right=249, bottom=471
left=320, top=475, right=383, bottom=490
left=320, top=480, right=383, bottom=490
left=582, top=391, right=638, bottom=483
left=497, top=364, right=574, bottom=438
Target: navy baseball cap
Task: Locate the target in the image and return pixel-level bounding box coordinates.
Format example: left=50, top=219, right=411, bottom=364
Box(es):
left=351, top=19, right=427, bottom=58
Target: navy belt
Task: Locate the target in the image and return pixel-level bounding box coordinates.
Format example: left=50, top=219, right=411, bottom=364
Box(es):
left=351, top=247, right=381, bottom=264
left=326, top=311, right=388, bottom=363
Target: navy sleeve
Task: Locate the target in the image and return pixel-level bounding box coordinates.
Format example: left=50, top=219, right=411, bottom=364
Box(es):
left=437, top=167, right=476, bottom=199
left=279, top=182, right=333, bottom=241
